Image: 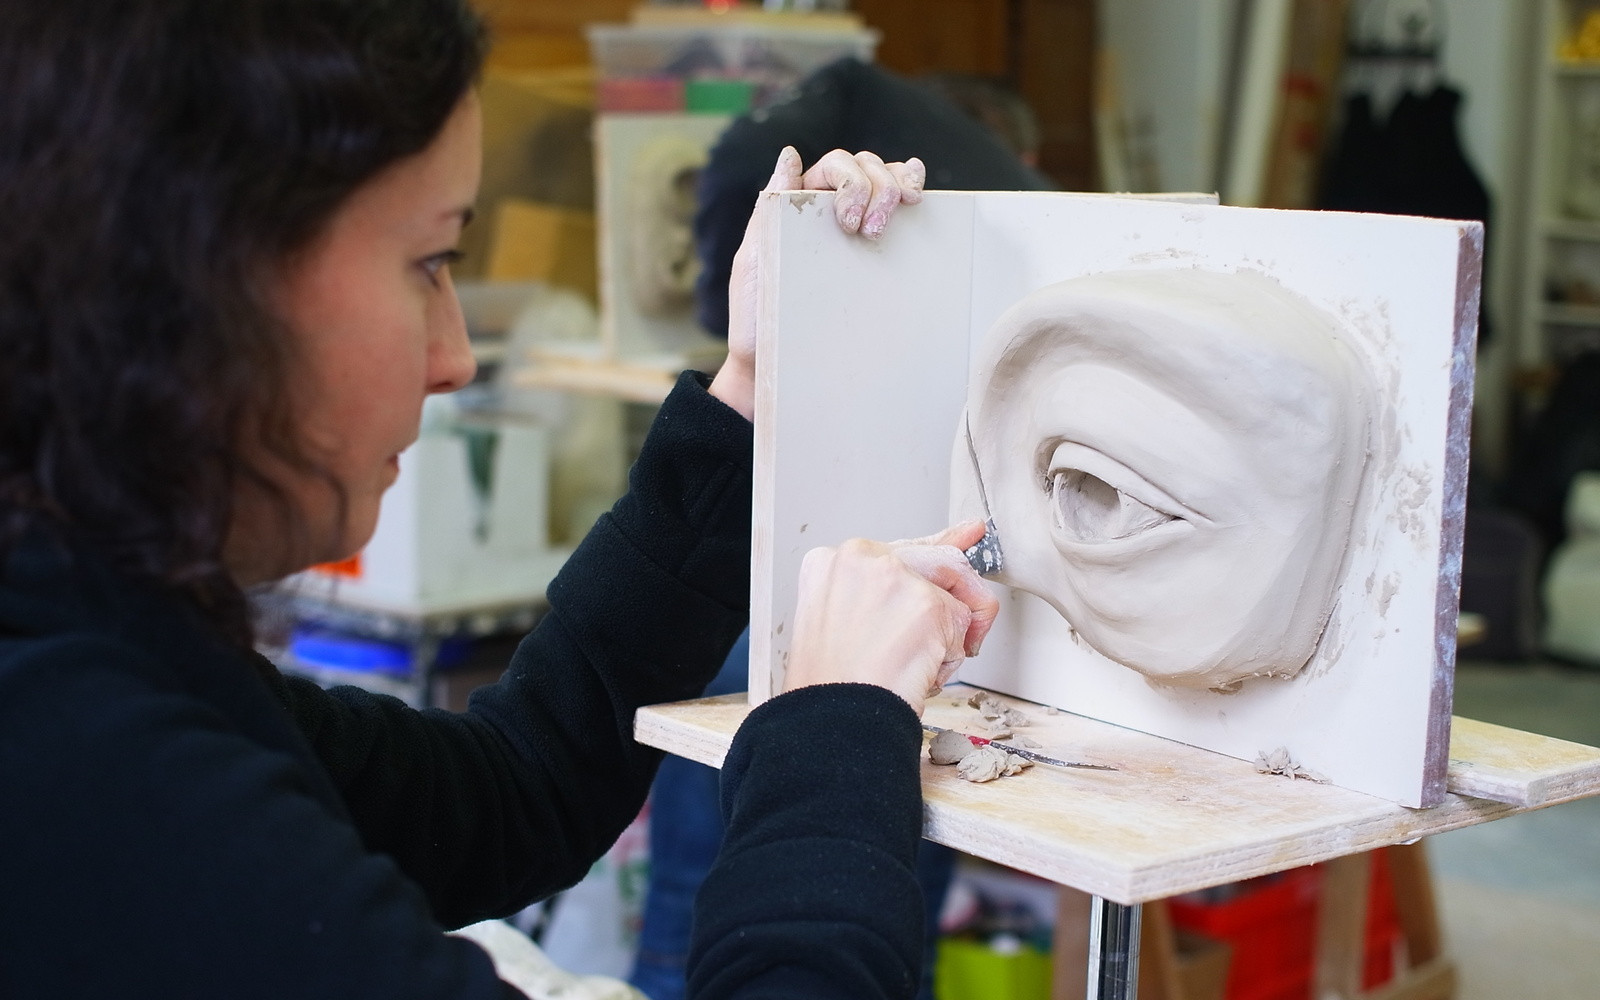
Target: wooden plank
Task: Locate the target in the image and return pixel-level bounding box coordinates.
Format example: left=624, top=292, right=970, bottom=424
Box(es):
left=1388, top=842, right=1444, bottom=966
left=513, top=343, right=718, bottom=405
left=1050, top=886, right=1092, bottom=1000
left=1312, top=852, right=1370, bottom=1000
left=1363, top=957, right=1456, bottom=1000
left=1014, top=0, right=1097, bottom=190
left=1446, top=715, right=1600, bottom=806
left=634, top=685, right=1600, bottom=905
left=851, top=0, right=1009, bottom=77
left=1138, top=900, right=1185, bottom=1000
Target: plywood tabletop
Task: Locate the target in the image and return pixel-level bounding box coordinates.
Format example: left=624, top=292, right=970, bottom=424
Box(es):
left=634, top=684, right=1600, bottom=905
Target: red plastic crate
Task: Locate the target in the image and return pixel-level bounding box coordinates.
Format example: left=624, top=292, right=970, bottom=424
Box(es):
left=596, top=76, right=685, bottom=112
left=1168, top=851, right=1404, bottom=1000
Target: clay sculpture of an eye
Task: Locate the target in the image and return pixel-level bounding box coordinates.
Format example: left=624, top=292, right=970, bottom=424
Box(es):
left=957, top=269, right=1375, bottom=690
left=1044, top=442, right=1186, bottom=544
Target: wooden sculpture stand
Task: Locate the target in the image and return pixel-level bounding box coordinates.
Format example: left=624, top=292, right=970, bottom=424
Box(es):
left=1049, top=843, right=1454, bottom=1000
left=635, top=683, right=1600, bottom=1000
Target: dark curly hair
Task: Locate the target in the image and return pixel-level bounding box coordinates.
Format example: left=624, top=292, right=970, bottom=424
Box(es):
left=0, top=0, right=487, bottom=645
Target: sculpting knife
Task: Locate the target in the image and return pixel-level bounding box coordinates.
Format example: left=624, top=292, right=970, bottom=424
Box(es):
left=961, top=414, right=1005, bottom=577
left=922, top=724, right=1119, bottom=772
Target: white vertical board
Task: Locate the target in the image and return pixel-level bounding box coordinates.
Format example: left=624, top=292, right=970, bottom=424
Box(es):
left=748, top=190, right=975, bottom=702
left=751, top=190, right=1479, bottom=807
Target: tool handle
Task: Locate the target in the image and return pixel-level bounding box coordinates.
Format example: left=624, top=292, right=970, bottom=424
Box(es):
left=963, top=518, right=1004, bottom=576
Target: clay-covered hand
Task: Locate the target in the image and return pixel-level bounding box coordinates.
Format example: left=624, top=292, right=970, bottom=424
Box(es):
left=785, top=520, right=998, bottom=715
left=709, top=146, right=927, bottom=421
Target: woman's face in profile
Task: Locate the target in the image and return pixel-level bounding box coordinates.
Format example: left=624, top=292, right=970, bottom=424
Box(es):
left=227, top=94, right=483, bottom=583
left=969, top=271, right=1372, bottom=689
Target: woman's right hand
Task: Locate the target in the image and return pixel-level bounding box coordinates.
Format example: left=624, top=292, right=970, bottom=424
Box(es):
left=784, top=521, right=1000, bottom=715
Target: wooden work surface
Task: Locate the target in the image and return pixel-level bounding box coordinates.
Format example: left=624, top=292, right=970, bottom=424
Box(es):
left=635, top=683, right=1600, bottom=905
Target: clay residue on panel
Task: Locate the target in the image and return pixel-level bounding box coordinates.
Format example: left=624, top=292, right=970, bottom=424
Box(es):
left=956, top=269, right=1377, bottom=690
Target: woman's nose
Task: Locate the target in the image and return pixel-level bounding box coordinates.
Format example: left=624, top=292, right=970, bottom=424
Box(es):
left=427, top=275, right=477, bottom=394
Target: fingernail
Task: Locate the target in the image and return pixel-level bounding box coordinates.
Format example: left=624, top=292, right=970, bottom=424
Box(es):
left=864, top=211, right=886, bottom=237
left=844, top=207, right=863, bottom=231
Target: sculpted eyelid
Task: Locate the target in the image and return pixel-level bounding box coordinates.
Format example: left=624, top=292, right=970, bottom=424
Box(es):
left=1042, top=440, right=1207, bottom=524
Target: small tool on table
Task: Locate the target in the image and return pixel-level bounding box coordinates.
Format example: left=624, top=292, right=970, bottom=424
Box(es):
left=950, top=421, right=1114, bottom=770
left=922, top=724, right=1118, bottom=771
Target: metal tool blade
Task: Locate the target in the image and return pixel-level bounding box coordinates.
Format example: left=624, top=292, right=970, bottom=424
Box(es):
left=923, top=724, right=1118, bottom=772
left=962, top=415, right=1005, bottom=576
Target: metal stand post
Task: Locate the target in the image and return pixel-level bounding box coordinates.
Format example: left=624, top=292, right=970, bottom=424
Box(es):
left=1087, top=896, right=1141, bottom=1000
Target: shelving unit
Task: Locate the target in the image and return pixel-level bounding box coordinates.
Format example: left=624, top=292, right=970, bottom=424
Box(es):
left=268, top=591, right=548, bottom=708
left=1518, top=0, right=1600, bottom=373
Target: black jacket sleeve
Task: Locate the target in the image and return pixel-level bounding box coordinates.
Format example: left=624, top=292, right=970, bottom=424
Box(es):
left=688, top=683, right=927, bottom=1000
left=276, top=372, right=754, bottom=928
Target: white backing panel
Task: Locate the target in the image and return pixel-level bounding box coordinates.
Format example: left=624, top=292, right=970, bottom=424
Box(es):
left=750, top=190, right=1479, bottom=806
left=749, top=190, right=975, bottom=701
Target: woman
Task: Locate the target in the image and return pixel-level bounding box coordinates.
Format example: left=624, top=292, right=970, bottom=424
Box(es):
left=0, top=1, right=996, bottom=998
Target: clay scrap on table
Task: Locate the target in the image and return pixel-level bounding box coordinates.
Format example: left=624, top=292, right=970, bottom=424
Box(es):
left=958, top=746, right=1032, bottom=782
left=929, top=728, right=977, bottom=765
left=968, top=690, right=1031, bottom=728
left=962, top=269, right=1375, bottom=692
left=1255, top=746, right=1328, bottom=783
left=927, top=728, right=1034, bottom=783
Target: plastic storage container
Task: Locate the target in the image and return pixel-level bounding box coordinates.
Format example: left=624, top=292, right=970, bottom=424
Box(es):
left=587, top=22, right=878, bottom=112
left=1167, top=853, right=1402, bottom=1000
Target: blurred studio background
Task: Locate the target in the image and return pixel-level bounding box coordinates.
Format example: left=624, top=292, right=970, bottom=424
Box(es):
left=264, top=2, right=1600, bottom=998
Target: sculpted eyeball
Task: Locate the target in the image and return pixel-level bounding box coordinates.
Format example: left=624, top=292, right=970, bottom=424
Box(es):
left=962, top=269, right=1374, bottom=690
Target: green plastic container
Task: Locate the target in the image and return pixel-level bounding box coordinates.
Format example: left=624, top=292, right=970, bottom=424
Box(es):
left=934, top=938, right=1053, bottom=1000
left=685, top=78, right=756, bottom=115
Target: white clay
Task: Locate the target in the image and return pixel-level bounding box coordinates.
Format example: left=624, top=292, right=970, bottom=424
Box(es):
left=961, top=269, right=1374, bottom=689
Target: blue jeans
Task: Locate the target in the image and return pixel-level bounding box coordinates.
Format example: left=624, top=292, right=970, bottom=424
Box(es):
left=629, top=630, right=954, bottom=1000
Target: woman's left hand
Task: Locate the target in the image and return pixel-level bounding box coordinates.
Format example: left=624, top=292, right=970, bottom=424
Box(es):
left=709, top=146, right=926, bottom=421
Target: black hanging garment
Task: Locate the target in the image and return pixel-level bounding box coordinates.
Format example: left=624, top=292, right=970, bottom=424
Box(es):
left=1318, top=85, right=1493, bottom=343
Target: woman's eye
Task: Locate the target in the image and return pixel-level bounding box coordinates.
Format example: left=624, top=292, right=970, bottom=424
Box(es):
left=421, top=249, right=465, bottom=283
left=1050, top=468, right=1178, bottom=542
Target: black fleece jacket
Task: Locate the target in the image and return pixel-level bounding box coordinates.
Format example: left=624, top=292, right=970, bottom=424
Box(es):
left=0, top=373, right=925, bottom=999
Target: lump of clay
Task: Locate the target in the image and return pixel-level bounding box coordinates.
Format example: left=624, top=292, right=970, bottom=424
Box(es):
left=956, top=745, right=1032, bottom=783
left=929, top=729, right=977, bottom=765
left=1254, top=746, right=1328, bottom=783
left=955, top=269, right=1374, bottom=689
left=968, top=691, right=1030, bottom=728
